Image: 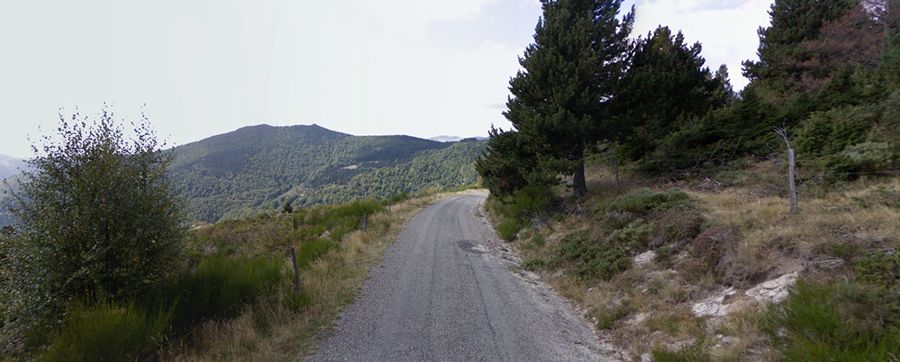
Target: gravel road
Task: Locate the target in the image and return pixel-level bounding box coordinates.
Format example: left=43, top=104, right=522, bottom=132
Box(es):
left=307, top=191, right=619, bottom=362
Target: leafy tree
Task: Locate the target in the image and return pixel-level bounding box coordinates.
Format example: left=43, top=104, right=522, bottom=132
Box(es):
left=613, top=26, right=733, bottom=160
left=1, top=109, right=184, bottom=350
left=503, top=0, right=633, bottom=197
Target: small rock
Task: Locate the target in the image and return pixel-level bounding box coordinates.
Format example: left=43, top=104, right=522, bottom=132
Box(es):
left=634, top=250, right=656, bottom=267
left=745, top=272, right=799, bottom=304
left=691, top=287, right=735, bottom=317
left=807, top=256, right=844, bottom=271
left=641, top=353, right=652, bottom=362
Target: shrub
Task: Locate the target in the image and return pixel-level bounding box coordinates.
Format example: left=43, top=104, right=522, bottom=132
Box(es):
left=856, top=250, right=900, bottom=289
left=1, top=110, right=185, bottom=350
left=828, top=142, right=898, bottom=181
left=794, top=105, right=878, bottom=157
left=42, top=303, right=173, bottom=362
left=507, top=185, right=555, bottom=220
left=609, top=220, right=653, bottom=250
left=764, top=281, right=900, bottom=361
left=556, top=231, right=631, bottom=280
left=496, top=219, right=522, bottom=241
left=655, top=210, right=705, bottom=244
left=607, top=189, right=693, bottom=215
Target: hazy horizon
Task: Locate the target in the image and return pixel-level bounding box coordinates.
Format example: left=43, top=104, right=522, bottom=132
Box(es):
left=0, top=0, right=773, bottom=158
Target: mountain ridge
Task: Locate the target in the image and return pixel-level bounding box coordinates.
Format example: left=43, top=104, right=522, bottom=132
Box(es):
left=167, top=124, right=485, bottom=222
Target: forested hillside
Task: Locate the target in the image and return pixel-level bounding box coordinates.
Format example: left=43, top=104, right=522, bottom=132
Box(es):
left=169, top=124, right=484, bottom=222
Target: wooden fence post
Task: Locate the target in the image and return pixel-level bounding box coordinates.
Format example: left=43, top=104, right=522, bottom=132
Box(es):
left=289, top=246, right=301, bottom=293
left=776, top=128, right=799, bottom=214
left=362, top=215, right=368, bottom=232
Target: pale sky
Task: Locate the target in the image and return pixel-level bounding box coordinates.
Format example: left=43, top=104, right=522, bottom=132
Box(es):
left=0, top=0, right=772, bottom=158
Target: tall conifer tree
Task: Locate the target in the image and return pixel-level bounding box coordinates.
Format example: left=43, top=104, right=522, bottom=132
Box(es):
left=503, top=0, right=633, bottom=197
left=742, top=0, right=856, bottom=83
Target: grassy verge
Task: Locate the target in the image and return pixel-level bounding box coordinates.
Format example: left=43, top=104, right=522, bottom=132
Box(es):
left=485, top=160, right=899, bottom=361
left=166, top=193, right=443, bottom=361
left=11, top=192, right=446, bottom=361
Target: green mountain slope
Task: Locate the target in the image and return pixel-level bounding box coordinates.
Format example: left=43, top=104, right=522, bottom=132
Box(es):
left=169, top=124, right=485, bottom=222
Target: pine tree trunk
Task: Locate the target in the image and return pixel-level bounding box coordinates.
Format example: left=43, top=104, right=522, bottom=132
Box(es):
left=573, top=159, right=587, bottom=198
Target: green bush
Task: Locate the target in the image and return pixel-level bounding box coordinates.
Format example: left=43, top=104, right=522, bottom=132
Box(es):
left=607, top=189, right=693, bottom=215
left=856, top=250, right=900, bottom=288
left=609, top=220, right=653, bottom=250
left=556, top=231, right=631, bottom=280
left=145, top=256, right=283, bottom=332
left=1, top=112, right=186, bottom=348
left=507, top=185, right=555, bottom=220
left=296, top=238, right=336, bottom=269
left=827, top=142, right=898, bottom=181
left=42, top=303, right=173, bottom=362
left=795, top=105, right=878, bottom=157
left=496, top=219, right=522, bottom=241
left=765, top=281, right=900, bottom=361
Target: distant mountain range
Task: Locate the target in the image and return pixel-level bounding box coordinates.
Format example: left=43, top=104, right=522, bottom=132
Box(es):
left=0, top=125, right=487, bottom=226
left=168, top=124, right=486, bottom=222
left=429, top=135, right=488, bottom=143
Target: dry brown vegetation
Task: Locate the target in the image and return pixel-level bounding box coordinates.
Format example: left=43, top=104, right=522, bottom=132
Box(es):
left=497, top=159, right=899, bottom=360
left=168, top=194, right=443, bottom=361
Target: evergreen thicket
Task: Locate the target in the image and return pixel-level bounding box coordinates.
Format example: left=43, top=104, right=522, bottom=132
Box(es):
left=479, top=0, right=634, bottom=197
left=478, top=0, right=899, bottom=198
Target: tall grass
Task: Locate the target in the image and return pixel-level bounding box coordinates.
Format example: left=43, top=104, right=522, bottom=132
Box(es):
left=146, top=256, right=284, bottom=333
left=42, top=303, right=173, bottom=362
left=764, top=280, right=900, bottom=361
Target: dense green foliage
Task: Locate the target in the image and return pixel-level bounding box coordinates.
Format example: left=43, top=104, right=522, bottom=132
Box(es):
left=764, top=279, right=900, bottom=361
left=481, top=0, right=898, bottom=189
left=649, top=0, right=898, bottom=175
left=479, top=0, right=634, bottom=197
left=42, top=303, right=174, bottom=362
left=0, top=111, right=185, bottom=352
left=556, top=230, right=631, bottom=280
left=613, top=26, right=733, bottom=160
left=169, top=124, right=483, bottom=222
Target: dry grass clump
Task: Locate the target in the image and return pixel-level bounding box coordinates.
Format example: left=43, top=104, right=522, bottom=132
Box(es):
left=688, top=178, right=898, bottom=266
left=169, top=194, right=441, bottom=361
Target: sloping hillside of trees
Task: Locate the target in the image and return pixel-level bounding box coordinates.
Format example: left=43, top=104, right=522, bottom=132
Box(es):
left=169, top=124, right=484, bottom=222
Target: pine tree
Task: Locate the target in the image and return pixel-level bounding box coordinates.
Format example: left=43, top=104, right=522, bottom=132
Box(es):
left=613, top=26, right=732, bottom=160
left=742, top=0, right=856, bottom=83
left=502, top=0, right=633, bottom=197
